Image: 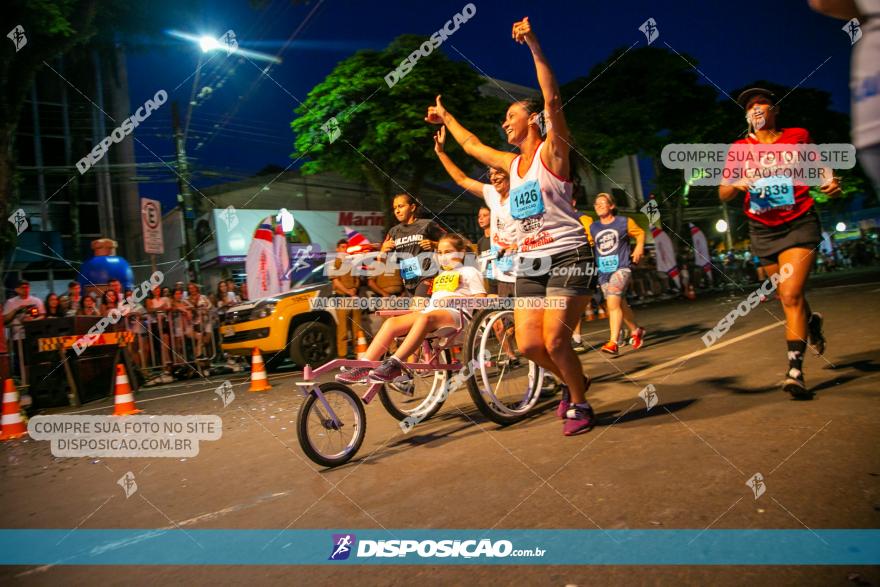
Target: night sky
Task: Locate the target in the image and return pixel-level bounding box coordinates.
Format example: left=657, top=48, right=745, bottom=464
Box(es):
left=124, top=0, right=854, bottom=212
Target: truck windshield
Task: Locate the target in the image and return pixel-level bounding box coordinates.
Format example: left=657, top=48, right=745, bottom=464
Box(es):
left=294, top=264, right=328, bottom=287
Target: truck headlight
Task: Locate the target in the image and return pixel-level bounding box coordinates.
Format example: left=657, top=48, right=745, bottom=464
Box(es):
left=252, top=302, right=277, bottom=320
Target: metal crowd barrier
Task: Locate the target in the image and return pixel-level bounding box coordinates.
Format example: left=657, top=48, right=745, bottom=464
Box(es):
left=122, top=308, right=222, bottom=383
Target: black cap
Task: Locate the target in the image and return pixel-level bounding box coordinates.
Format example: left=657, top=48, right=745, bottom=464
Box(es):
left=16, top=279, right=30, bottom=286
left=737, top=87, right=777, bottom=109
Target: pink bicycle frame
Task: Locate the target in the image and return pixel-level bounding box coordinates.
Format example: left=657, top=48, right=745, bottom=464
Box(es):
left=295, top=307, right=466, bottom=425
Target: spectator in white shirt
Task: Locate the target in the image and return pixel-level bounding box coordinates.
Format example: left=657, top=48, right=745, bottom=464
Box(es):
left=2, top=279, right=45, bottom=379
left=3, top=280, right=44, bottom=341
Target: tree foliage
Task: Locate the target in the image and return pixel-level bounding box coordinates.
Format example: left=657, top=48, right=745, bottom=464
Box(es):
left=559, top=47, right=866, bottom=240
left=290, top=34, right=507, bottom=224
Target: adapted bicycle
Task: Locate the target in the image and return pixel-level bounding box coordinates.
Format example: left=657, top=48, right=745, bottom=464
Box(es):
left=295, top=303, right=548, bottom=467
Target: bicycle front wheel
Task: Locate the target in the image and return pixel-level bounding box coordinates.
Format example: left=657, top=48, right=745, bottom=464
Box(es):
left=297, top=383, right=366, bottom=467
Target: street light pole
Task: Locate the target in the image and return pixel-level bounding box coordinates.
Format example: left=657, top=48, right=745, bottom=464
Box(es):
left=161, top=30, right=281, bottom=286
left=171, top=101, right=200, bottom=284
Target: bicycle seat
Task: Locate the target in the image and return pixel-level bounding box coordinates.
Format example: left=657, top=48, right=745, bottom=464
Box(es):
left=426, top=326, right=464, bottom=349
left=375, top=309, right=412, bottom=317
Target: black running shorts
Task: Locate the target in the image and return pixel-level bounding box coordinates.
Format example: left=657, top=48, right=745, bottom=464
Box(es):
left=749, top=208, right=822, bottom=266
left=515, top=246, right=594, bottom=298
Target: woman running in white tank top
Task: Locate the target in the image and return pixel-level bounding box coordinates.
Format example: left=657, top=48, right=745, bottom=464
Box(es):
left=426, top=17, right=595, bottom=436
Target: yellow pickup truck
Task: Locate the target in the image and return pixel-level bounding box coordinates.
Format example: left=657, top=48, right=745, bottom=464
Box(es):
left=220, top=266, right=338, bottom=369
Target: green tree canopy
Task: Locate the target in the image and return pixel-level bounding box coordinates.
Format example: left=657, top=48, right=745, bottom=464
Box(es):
left=561, top=47, right=721, bottom=172
left=560, top=46, right=721, bottom=235
left=559, top=47, right=867, bottom=241
left=290, top=34, right=507, bottom=225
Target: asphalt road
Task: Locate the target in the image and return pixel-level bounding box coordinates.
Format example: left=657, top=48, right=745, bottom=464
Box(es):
left=2, top=268, right=879, bottom=586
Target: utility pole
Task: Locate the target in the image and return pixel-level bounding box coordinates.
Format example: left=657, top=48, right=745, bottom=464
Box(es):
left=171, top=101, right=200, bottom=284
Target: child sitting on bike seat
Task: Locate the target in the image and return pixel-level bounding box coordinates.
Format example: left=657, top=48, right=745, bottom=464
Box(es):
left=336, top=233, right=486, bottom=385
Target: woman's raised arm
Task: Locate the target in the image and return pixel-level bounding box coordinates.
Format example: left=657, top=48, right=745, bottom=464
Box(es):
left=426, top=95, right=515, bottom=172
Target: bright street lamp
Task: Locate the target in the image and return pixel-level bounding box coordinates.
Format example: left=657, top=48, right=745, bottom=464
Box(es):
left=835, top=222, right=847, bottom=232
left=715, top=219, right=728, bottom=233
left=199, top=36, right=222, bottom=53
left=167, top=30, right=282, bottom=63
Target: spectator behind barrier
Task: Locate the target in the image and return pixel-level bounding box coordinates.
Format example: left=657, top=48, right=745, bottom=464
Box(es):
left=44, top=293, right=63, bottom=318
left=59, top=281, right=81, bottom=316
left=78, top=294, right=100, bottom=316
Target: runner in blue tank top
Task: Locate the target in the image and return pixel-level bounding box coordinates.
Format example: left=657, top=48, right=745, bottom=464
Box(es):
left=584, top=193, right=646, bottom=355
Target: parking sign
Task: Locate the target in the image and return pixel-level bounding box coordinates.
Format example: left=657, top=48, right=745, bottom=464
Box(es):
left=141, top=198, right=164, bottom=255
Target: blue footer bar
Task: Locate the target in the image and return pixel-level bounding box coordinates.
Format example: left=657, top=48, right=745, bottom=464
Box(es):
left=1, top=530, right=878, bottom=565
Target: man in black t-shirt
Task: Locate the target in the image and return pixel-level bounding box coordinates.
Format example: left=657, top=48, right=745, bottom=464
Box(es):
left=381, top=194, right=445, bottom=297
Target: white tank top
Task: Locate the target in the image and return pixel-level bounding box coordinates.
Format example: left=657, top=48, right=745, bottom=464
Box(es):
left=483, top=184, right=517, bottom=283
left=508, top=141, right=587, bottom=258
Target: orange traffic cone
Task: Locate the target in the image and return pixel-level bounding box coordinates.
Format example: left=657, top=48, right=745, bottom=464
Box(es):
left=0, top=379, right=27, bottom=440
left=355, top=329, right=368, bottom=359
left=112, top=364, right=142, bottom=416
left=248, top=347, right=272, bottom=392
left=686, top=284, right=696, bottom=300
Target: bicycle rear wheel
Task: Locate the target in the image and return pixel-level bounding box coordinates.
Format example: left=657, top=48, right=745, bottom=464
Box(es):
left=464, top=309, right=545, bottom=425
left=378, top=348, right=452, bottom=422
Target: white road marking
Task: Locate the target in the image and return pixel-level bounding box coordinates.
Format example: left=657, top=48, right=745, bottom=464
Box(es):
left=627, top=322, right=783, bottom=380
left=814, top=281, right=880, bottom=291
left=15, top=490, right=297, bottom=577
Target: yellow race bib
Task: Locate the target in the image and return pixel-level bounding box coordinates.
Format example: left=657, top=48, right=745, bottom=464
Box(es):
left=433, top=271, right=460, bottom=293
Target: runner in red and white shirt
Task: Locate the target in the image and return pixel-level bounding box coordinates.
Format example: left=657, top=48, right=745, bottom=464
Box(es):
left=724, top=126, right=816, bottom=226
left=719, top=87, right=841, bottom=399
left=426, top=17, right=595, bottom=436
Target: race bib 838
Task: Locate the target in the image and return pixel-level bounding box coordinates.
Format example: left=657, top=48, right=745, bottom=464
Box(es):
left=749, top=176, right=795, bottom=213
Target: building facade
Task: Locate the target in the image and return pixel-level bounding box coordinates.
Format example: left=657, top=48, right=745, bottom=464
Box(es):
left=6, top=45, right=142, bottom=301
